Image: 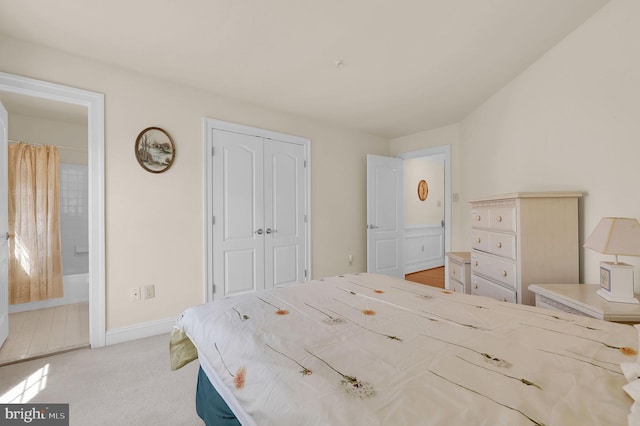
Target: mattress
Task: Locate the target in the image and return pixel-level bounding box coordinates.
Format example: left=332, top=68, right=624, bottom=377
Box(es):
left=173, top=273, right=640, bottom=425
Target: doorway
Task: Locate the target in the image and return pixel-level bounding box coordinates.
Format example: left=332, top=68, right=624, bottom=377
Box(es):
left=0, top=93, right=90, bottom=364
left=0, top=72, right=105, bottom=357
left=401, top=151, right=447, bottom=288
left=366, top=145, right=451, bottom=286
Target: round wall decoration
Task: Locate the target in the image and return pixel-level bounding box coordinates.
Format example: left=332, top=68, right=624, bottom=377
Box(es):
left=135, top=127, right=175, bottom=173
left=418, top=179, right=429, bottom=201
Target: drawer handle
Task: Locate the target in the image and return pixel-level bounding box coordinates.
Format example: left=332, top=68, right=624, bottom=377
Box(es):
left=474, top=261, right=479, bottom=266
left=502, top=270, right=507, bottom=277
left=452, top=270, right=456, bottom=275
left=496, top=216, right=503, bottom=223
left=476, top=215, right=481, bottom=221
left=474, top=284, right=478, bottom=289
left=502, top=297, right=507, bottom=302
left=497, top=242, right=502, bottom=248
left=477, top=237, right=481, bottom=243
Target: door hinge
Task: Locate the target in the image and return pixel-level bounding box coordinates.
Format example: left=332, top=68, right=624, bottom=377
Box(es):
left=304, top=214, right=307, bottom=223
left=304, top=269, right=308, bottom=278
left=304, top=160, right=307, bottom=168
left=211, top=146, right=215, bottom=156
left=212, top=216, right=216, bottom=225
left=212, top=284, right=216, bottom=294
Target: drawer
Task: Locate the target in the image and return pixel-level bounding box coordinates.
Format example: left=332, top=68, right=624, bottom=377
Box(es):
left=448, top=261, right=466, bottom=284
left=471, top=274, right=517, bottom=303
left=487, top=232, right=516, bottom=260
left=449, top=279, right=464, bottom=294
left=471, top=230, right=490, bottom=252
left=471, top=251, right=517, bottom=289
left=489, top=207, right=516, bottom=232
left=470, top=207, right=490, bottom=229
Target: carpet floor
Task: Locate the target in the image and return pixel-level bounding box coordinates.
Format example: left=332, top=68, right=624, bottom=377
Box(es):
left=0, top=333, right=203, bottom=425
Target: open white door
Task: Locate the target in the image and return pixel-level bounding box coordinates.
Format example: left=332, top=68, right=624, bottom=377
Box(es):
left=0, top=100, right=8, bottom=348
left=366, top=154, right=404, bottom=278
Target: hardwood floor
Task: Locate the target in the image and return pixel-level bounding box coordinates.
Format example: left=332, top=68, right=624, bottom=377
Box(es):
left=405, top=267, right=445, bottom=288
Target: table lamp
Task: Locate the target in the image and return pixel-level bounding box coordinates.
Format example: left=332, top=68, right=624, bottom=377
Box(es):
left=583, top=217, right=640, bottom=304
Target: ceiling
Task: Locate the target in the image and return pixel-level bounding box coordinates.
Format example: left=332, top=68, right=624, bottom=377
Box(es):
left=0, top=0, right=609, bottom=138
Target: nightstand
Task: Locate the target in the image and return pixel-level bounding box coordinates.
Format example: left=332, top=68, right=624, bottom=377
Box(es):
left=528, top=284, right=640, bottom=323
left=446, top=252, right=471, bottom=294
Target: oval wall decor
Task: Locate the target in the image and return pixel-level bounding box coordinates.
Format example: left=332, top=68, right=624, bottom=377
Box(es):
left=418, top=179, right=429, bottom=201
left=135, top=127, right=175, bottom=173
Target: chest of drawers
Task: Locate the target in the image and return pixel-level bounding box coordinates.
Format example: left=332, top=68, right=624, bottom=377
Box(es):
left=469, top=192, right=581, bottom=305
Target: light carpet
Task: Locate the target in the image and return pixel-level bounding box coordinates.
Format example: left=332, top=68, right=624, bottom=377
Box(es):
left=0, top=333, right=203, bottom=425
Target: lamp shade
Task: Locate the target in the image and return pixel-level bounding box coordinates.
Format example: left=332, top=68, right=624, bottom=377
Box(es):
left=583, top=217, right=640, bottom=256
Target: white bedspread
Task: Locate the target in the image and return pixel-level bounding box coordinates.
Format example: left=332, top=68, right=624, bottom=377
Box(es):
left=175, top=273, right=638, bottom=425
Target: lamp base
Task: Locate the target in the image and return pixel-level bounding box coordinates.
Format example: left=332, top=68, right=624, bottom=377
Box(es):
left=596, top=261, right=638, bottom=304
left=596, top=288, right=639, bottom=304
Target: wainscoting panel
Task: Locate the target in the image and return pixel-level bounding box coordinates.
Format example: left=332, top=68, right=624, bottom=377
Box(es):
left=404, top=225, right=444, bottom=274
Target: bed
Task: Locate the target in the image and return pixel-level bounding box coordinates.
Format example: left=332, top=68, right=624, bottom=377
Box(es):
left=171, top=273, right=640, bottom=425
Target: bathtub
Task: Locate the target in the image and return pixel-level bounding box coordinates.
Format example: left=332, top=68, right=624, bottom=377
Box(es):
left=9, top=273, right=90, bottom=313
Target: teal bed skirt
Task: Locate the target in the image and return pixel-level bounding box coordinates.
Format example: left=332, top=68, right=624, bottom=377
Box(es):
left=196, top=367, right=241, bottom=426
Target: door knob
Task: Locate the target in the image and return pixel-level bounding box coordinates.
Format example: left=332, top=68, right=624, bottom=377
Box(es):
left=255, top=229, right=263, bottom=235
left=266, top=228, right=277, bottom=234
left=367, top=224, right=379, bottom=229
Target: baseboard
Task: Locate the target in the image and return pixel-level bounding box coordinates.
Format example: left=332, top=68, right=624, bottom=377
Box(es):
left=105, top=317, right=175, bottom=346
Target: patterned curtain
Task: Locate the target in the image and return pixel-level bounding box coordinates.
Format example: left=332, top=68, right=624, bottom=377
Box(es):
left=8, top=143, right=63, bottom=304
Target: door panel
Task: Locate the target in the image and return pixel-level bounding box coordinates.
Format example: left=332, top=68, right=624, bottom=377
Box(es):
left=367, top=154, right=404, bottom=278
left=0, top=101, right=7, bottom=347
left=213, top=129, right=264, bottom=297
left=375, top=240, right=399, bottom=270
left=224, top=249, right=256, bottom=295
left=264, top=140, right=305, bottom=288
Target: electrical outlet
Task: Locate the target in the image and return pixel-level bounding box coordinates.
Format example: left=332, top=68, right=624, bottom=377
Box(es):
left=144, top=284, right=155, bottom=300
left=130, top=287, right=141, bottom=302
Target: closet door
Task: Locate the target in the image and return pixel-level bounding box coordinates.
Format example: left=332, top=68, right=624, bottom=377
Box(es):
left=212, top=129, right=264, bottom=297
left=263, top=139, right=306, bottom=288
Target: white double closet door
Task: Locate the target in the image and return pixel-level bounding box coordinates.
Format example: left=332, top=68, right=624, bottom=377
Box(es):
left=212, top=128, right=307, bottom=297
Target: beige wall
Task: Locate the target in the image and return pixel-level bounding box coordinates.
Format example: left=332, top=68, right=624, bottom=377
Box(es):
left=0, top=35, right=388, bottom=330
left=393, top=0, right=640, bottom=289
left=461, top=0, right=640, bottom=288
left=403, top=157, right=444, bottom=225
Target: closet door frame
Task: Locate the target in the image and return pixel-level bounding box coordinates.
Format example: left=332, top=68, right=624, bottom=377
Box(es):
left=203, top=118, right=311, bottom=302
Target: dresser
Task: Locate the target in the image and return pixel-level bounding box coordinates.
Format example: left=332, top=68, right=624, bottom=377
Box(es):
left=446, top=252, right=471, bottom=294
left=469, top=192, right=581, bottom=305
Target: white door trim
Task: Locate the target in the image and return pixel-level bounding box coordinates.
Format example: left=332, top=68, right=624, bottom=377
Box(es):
left=203, top=117, right=311, bottom=302
left=0, top=100, right=7, bottom=348
left=0, top=72, right=106, bottom=348
left=397, top=145, right=451, bottom=255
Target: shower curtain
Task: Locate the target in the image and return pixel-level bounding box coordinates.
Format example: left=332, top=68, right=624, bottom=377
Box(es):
left=8, top=143, right=64, bottom=304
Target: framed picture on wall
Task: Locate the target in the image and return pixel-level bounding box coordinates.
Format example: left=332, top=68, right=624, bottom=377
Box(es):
left=135, top=127, right=175, bottom=173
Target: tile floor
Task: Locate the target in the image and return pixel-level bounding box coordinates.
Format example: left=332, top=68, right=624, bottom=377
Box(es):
left=0, top=302, right=89, bottom=366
